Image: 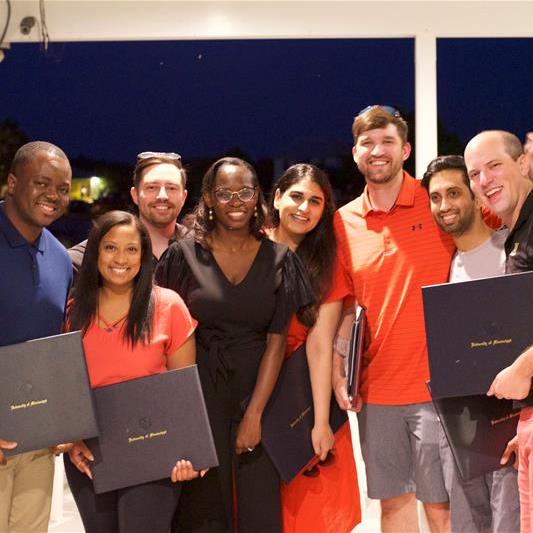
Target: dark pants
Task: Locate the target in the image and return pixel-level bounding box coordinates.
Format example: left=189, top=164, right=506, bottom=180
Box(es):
left=175, top=364, right=281, bottom=533
left=64, top=454, right=181, bottom=533
left=176, top=442, right=281, bottom=533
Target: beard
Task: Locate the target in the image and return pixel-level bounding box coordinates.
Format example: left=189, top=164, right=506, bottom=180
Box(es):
left=141, top=202, right=180, bottom=228
left=360, top=158, right=403, bottom=186
left=437, top=207, right=476, bottom=237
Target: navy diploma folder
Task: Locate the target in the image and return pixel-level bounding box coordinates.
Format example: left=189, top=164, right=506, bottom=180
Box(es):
left=0, top=331, right=98, bottom=455
left=347, top=306, right=366, bottom=405
left=260, top=344, right=348, bottom=483
left=422, top=270, right=533, bottom=399
left=429, top=384, right=520, bottom=480
left=87, top=365, right=219, bottom=493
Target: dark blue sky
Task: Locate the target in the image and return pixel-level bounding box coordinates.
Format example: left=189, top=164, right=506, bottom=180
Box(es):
left=438, top=38, right=533, bottom=145
left=0, top=37, right=531, bottom=166
left=1, top=39, right=414, bottom=163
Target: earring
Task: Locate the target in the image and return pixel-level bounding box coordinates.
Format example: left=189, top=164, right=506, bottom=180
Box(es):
left=253, top=206, right=258, bottom=218
left=208, top=207, right=214, bottom=221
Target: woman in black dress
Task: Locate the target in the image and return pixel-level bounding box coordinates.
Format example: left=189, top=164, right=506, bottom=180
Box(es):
left=155, top=157, right=314, bottom=532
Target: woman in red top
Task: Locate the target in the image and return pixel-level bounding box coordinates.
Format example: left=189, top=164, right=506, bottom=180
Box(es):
left=268, top=164, right=361, bottom=533
left=65, top=210, right=199, bottom=533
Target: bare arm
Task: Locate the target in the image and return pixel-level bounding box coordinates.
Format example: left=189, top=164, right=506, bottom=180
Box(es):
left=166, top=334, right=196, bottom=371
left=235, top=330, right=287, bottom=455
left=488, top=344, right=533, bottom=400
left=306, top=300, right=343, bottom=459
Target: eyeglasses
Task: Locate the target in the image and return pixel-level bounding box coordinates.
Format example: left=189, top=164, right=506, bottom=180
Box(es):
left=357, top=105, right=401, bottom=118
left=214, top=187, right=257, bottom=204
left=137, top=151, right=182, bottom=161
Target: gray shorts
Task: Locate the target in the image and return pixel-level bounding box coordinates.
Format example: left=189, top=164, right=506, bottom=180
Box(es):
left=357, top=402, right=448, bottom=502
left=439, top=427, right=520, bottom=533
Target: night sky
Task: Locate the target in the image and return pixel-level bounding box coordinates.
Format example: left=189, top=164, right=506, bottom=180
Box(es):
left=0, top=37, right=532, bottom=169
left=2, top=39, right=415, bottom=163
left=437, top=38, right=533, bottom=145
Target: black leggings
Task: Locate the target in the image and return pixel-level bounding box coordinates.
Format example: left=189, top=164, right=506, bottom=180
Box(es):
left=174, top=365, right=281, bottom=533
left=64, top=454, right=181, bottom=533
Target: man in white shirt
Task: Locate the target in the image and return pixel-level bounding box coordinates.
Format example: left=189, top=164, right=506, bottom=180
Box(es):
left=421, top=154, right=519, bottom=533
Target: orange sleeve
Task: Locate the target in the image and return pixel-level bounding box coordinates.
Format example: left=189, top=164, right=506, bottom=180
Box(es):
left=158, top=288, right=197, bottom=356
left=324, top=256, right=353, bottom=303
left=481, top=206, right=502, bottom=229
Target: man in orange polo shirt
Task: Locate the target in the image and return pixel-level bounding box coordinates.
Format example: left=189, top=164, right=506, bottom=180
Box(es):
left=332, top=106, right=454, bottom=532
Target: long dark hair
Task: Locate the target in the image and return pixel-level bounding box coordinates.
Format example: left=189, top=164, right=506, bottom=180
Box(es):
left=269, top=163, right=336, bottom=326
left=192, top=157, right=267, bottom=248
left=70, top=210, right=155, bottom=347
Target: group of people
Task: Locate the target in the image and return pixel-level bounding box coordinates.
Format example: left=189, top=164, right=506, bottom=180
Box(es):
left=0, top=106, right=532, bottom=533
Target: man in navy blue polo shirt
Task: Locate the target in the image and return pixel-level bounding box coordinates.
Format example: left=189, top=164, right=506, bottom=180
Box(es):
left=0, top=141, right=72, bottom=532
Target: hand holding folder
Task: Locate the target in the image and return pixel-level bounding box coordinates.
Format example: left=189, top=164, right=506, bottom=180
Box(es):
left=68, top=440, right=94, bottom=479
left=427, top=381, right=520, bottom=480
left=422, top=271, right=533, bottom=399
left=0, top=439, right=17, bottom=464
left=67, top=439, right=207, bottom=483
left=487, top=357, right=533, bottom=401
left=86, top=366, right=218, bottom=493
left=170, top=460, right=208, bottom=482
left=257, top=344, right=348, bottom=483
left=0, top=331, right=99, bottom=456
left=347, top=306, right=366, bottom=408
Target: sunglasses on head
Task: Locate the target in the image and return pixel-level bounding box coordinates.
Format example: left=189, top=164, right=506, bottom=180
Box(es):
left=137, top=151, right=182, bottom=161
left=357, top=105, right=401, bottom=118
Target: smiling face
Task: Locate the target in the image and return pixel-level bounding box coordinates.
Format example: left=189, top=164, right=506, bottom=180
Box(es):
left=428, top=169, right=477, bottom=236
left=465, top=132, right=530, bottom=227
left=6, top=150, right=71, bottom=242
left=97, top=223, right=142, bottom=291
left=352, top=123, right=411, bottom=186
left=274, top=177, right=325, bottom=242
left=130, top=163, right=187, bottom=230
left=206, top=163, right=258, bottom=232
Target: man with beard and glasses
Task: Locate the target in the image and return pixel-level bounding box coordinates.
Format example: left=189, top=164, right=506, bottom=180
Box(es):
left=464, top=130, right=533, bottom=532
left=69, top=152, right=189, bottom=273
left=0, top=141, right=72, bottom=532
left=422, top=154, right=520, bottom=533
left=332, top=106, right=453, bottom=532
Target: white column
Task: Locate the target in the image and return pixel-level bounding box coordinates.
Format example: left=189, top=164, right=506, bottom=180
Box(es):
left=415, top=32, right=438, bottom=178
left=50, top=456, right=65, bottom=524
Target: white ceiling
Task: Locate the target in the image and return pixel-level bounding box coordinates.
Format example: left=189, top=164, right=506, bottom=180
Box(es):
left=4, top=1, right=533, bottom=43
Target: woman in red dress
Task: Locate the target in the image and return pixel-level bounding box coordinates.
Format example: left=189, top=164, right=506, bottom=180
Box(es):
left=268, top=164, right=361, bottom=533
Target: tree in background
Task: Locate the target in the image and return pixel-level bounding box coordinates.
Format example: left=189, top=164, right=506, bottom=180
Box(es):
left=0, top=119, right=29, bottom=187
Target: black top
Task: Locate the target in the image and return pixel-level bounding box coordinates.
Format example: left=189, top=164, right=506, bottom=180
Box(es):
left=155, top=237, right=314, bottom=399
left=504, top=190, right=533, bottom=407
left=505, top=189, right=533, bottom=273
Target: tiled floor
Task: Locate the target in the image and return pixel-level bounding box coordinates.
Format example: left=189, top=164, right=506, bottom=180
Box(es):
left=47, top=413, right=397, bottom=532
